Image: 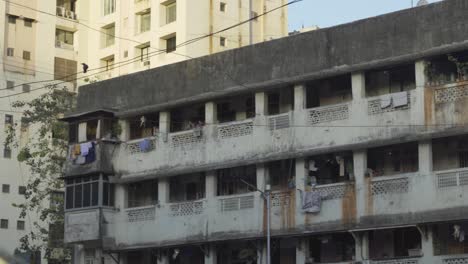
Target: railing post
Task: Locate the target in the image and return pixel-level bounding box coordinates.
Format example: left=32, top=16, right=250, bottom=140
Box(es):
left=353, top=149, right=368, bottom=218
left=418, top=140, right=433, bottom=175
left=158, top=178, right=169, bottom=205
left=294, top=84, right=306, bottom=110
left=159, top=111, right=171, bottom=142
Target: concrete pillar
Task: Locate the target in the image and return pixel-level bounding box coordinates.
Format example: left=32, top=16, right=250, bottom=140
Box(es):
left=115, top=184, right=127, bottom=209
left=415, top=60, right=427, bottom=89
left=206, top=171, right=217, bottom=199
left=157, top=255, right=169, bottom=264
left=205, top=101, right=217, bottom=125
left=256, top=163, right=267, bottom=192
left=258, top=242, right=267, bottom=264
left=295, top=158, right=306, bottom=227
left=361, top=232, right=370, bottom=260
left=255, top=92, right=268, bottom=116
left=294, top=84, right=306, bottom=110
left=296, top=238, right=309, bottom=264
left=204, top=245, right=217, bottom=264
left=421, top=227, right=435, bottom=264
left=158, top=178, right=170, bottom=204
left=351, top=72, right=366, bottom=100
left=353, top=150, right=368, bottom=218
left=118, top=119, right=130, bottom=141
left=419, top=140, right=433, bottom=175
left=159, top=111, right=171, bottom=139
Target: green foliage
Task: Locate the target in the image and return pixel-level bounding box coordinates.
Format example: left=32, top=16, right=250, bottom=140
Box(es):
left=8, top=84, right=76, bottom=263
left=448, top=54, right=468, bottom=79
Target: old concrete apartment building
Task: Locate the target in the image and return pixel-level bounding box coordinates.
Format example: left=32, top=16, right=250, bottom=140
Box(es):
left=61, top=0, right=468, bottom=263
left=0, top=0, right=287, bottom=261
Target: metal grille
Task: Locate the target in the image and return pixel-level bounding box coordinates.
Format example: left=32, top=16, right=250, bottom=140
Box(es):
left=218, top=120, right=253, bottom=139
left=316, top=183, right=350, bottom=200
left=126, top=137, right=158, bottom=155
left=169, top=201, right=204, bottom=217
left=444, top=258, right=468, bottom=264
left=368, top=92, right=411, bottom=115
left=268, top=113, right=291, bottom=130
left=437, top=170, right=468, bottom=188
left=371, top=259, right=419, bottom=264
left=435, top=84, right=468, bottom=104
left=308, top=103, right=349, bottom=125
left=371, top=177, right=409, bottom=196
left=271, top=192, right=291, bottom=207
left=219, top=195, right=254, bottom=212
left=126, top=207, right=155, bottom=222
left=170, top=130, right=203, bottom=148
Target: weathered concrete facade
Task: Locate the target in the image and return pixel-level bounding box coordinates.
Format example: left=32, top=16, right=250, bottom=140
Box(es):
left=63, top=1, right=468, bottom=264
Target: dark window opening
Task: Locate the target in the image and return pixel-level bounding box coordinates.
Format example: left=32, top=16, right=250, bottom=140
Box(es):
left=0, top=219, right=8, bottom=229
left=309, top=233, right=355, bottom=263
left=267, top=87, right=294, bottom=115
left=127, top=180, right=158, bottom=208
left=65, top=175, right=113, bottom=209
left=367, top=143, right=418, bottom=177
left=7, top=15, right=17, bottom=24
left=433, top=222, right=468, bottom=256
left=169, top=174, right=205, bottom=202
left=268, top=159, right=295, bottom=191
left=268, top=92, right=280, bottom=115
left=18, top=186, right=26, bottom=195
left=365, top=64, right=416, bottom=97
left=170, top=105, right=205, bottom=133
left=306, top=74, right=352, bottom=108
left=2, top=184, right=10, bottom=193
left=169, top=246, right=205, bottom=264
left=307, top=152, right=354, bottom=185
left=369, top=228, right=422, bottom=260
left=271, top=238, right=297, bottom=264
left=217, top=242, right=258, bottom=264
left=427, top=50, right=468, bottom=84
left=86, top=119, right=98, bottom=141
left=217, top=165, right=257, bottom=196
left=166, top=36, right=176, bottom=53
left=129, top=113, right=159, bottom=140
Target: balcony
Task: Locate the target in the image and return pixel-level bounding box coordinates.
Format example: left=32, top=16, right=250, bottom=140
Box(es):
left=55, top=40, right=74, bottom=51
left=56, top=6, right=77, bottom=20
left=64, top=208, right=115, bottom=244
left=135, top=0, right=150, bottom=13
left=370, top=257, right=420, bottom=264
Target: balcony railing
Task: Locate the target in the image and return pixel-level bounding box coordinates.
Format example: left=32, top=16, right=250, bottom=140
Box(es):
left=169, top=200, right=205, bottom=217
left=218, top=194, right=255, bottom=212
left=434, top=82, right=468, bottom=104
left=268, top=113, right=291, bottom=130
left=371, top=175, right=411, bottom=196
left=367, top=91, right=411, bottom=115
left=217, top=119, right=254, bottom=139
left=443, top=255, right=468, bottom=264
left=125, top=205, right=156, bottom=222
left=271, top=191, right=291, bottom=207
left=125, top=136, right=158, bottom=155
left=315, top=182, right=353, bottom=200
left=371, top=258, right=419, bottom=264
left=170, top=128, right=204, bottom=148
left=436, top=168, right=468, bottom=189
left=308, top=103, right=349, bottom=125
left=56, top=6, right=77, bottom=20
left=55, top=40, right=74, bottom=50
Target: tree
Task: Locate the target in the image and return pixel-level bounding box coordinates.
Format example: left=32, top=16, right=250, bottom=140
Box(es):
left=5, top=84, right=76, bottom=263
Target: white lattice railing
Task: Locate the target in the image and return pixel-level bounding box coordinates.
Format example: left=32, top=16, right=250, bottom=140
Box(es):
left=170, top=129, right=203, bottom=148
left=434, top=83, right=468, bottom=104
left=371, top=175, right=410, bottom=196
left=308, top=103, right=349, bottom=125
left=125, top=206, right=156, bottom=222
left=315, top=182, right=352, bottom=200
left=443, top=256, right=468, bottom=264
left=371, top=258, right=419, bottom=264
left=368, top=91, right=411, bottom=115
left=126, top=137, right=158, bottom=155
left=271, top=191, right=291, bottom=207
left=169, top=200, right=205, bottom=217
left=217, top=119, right=254, bottom=139
left=268, top=113, right=291, bottom=130
left=219, top=195, right=255, bottom=212
left=436, top=168, right=468, bottom=188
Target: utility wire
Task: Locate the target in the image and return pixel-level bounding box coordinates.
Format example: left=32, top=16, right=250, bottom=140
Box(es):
left=0, top=0, right=301, bottom=92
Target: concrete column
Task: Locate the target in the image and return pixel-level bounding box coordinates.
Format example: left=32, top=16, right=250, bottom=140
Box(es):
left=159, top=111, right=171, bottom=140
left=258, top=242, right=267, bottom=264
left=353, top=150, right=368, bottom=218
left=205, top=101, right=218, bottom=125
left=419, top=140, right=433, bottom=175
left=361, top=232, right=370, bottom=260
left=295, top=158, right=306, bottom=227
left=255, top=92, right=268, bottom=116
left=421, top=227, right=435, bottom=264
left=158, top=178, right=170, bottom=204
left=204, top=245, right=217, bottom=264
left=115, top=184, right=127, bottom=209
left=206, top=171, right=217, bottom=199
left=351, top=72, right=366, bottom=100
left=256, top=163, right=267, bottom=192
left=296, top=238, right=309, bottom=264
left=118, top=119, right=130, bottom=141
left=415, top=60, right=427, bottom=89
left=294, top=84, right=306, bottom=110
left=157, top=255, right=169, bottom=264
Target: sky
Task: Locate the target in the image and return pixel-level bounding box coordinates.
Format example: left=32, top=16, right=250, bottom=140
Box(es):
left=288, top=0, right=442, bottom=32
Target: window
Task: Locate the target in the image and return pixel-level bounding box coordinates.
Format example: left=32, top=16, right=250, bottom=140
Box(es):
left=18, top=186, right=26, bottom=195
left=217, top=166, right=257, bottom=196
left=22, top=84, right=30, bottom=93
left=2, top=184, right=10, bottom=193
left=139, top=12, right=151, bottom=33
left=56, top=29, right=74, bottom=45
left=268, top=159, right=295, bottom=190
left=17, top=220, right=25, bottom=230
left=0, top=219, right=8, bottom=229
left=54, top=57, right=78, bottom=84
left=23, top=51, right=31, bottom=60
left=65, top=176, right=114, bottom=209
left=129, top=113, right=159, bottom=140
left=268, top=92, right=280, bottom=115
left=6, top=48, right=14, bottom=57
left=251, top=11, right=258, bottom=21
left=102, top=24, right=115, bottom=47
left=169, top=174, right=205, bottom=202
left=124, top=50, right=128, bottom=58
left=24, top=18, right=33, bottom=27
left=165, top=2, right=177, bottom=24
left=220, top=37, right=226, bottom=47
left=220, top=2, right=226, bottom=12
left=6, top=81, right=14, bottom=89
left=166, top=36, right=176, bottom=53
left=127, top=180, right=158, bottom=208
left=3, top=148, right=11, bottom=159
left=103, top=0, right=116, bottom=15
left=5, top=114, right=13, bottom=125
left=102, top=57, right=115, bottom=71
left=7, top=15, right=16, bottom=24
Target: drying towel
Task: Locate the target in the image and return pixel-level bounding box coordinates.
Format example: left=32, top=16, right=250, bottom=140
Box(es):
left=392, top=91, right=408, bottom=107
left=73, top=144, right=81, bottom=156
left=139, top=138, right=152, bottom=152
left=299, top=190, right=323, bottom=213
left=80, top=142, right=93, bottom=157
left=380, top=94, right=392, bottom=109
left=85, top=143, right=96, bottom=163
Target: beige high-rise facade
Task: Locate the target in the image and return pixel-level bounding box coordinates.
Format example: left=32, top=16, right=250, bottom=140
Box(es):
left=0, top=0, right=287, bottom=262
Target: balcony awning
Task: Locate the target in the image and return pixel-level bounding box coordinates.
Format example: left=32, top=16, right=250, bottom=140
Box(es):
left=60, top=108, right=117, bottom=122
left=349, top=224, right=417, bottom=232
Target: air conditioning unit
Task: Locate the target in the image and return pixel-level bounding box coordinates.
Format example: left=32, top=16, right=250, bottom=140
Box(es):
left=143, top=60, right=150, bottom=66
